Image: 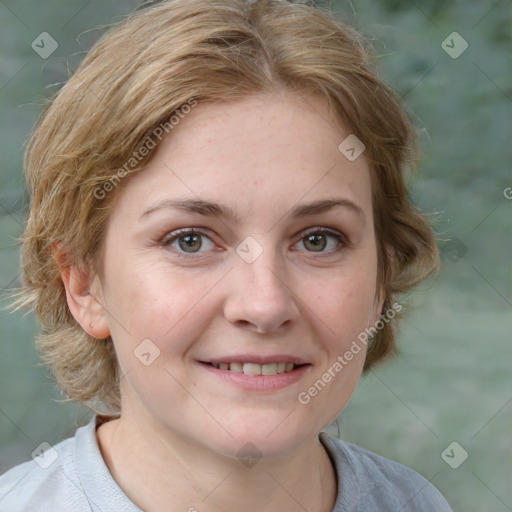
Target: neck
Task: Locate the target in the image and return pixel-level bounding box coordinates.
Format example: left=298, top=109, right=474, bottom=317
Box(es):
left=96, top=410, right=337, bottom=512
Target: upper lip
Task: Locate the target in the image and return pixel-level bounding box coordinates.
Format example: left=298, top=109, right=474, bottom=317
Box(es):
left=200, top=355, right=310, bottom=365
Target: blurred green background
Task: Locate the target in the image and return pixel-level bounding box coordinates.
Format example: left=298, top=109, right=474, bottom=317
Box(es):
left=0, top=0, right=510, bottom=510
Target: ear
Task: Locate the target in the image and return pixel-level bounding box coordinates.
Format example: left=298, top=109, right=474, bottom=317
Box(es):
left=53, top=245, right=110, bottom=339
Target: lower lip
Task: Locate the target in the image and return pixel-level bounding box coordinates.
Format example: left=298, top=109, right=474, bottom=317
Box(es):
left=199, top=363, right=311, bottom=391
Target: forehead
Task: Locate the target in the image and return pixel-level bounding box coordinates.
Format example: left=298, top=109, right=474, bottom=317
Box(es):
left=110, top=90, right=372, bottom=226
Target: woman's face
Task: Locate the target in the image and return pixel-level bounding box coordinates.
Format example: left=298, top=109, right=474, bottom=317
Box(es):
left=97, top=90, right=382, bottom=458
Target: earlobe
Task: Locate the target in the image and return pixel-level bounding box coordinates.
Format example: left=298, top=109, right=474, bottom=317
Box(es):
left=53, top=246, right=110, bottom=339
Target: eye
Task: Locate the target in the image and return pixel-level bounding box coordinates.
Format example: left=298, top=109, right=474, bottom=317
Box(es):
left=161, top=228, right=215, bottom=255
left=295, top=228, right=345, bottom=254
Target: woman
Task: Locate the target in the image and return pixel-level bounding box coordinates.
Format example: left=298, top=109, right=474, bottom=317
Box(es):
left=0, top=0, right=452, bottom=510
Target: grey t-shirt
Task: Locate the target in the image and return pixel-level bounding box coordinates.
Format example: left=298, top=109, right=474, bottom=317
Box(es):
left=0, top=416, right=452, bottom=511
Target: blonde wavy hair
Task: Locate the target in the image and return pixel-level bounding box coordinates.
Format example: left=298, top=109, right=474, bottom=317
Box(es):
left=17, top=0, right=439, bottom=415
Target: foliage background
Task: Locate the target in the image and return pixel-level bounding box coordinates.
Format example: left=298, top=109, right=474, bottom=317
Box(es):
left=0, top=0, right=510, bottom=510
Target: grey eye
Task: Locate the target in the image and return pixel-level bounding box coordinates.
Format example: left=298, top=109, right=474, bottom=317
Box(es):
left=177, top=233, right=203, bottom=253
left=303, top=233, right=328, bottom=252
left=298, top=230, right=342, bottom=253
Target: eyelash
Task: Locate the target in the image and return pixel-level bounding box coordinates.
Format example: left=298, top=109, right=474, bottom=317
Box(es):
left=159, top=227, right=348, bottom=260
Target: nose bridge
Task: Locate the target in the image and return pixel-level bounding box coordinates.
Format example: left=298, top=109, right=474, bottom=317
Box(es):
left=225, top=236, right=300, bottom=332
left=237, top=239, right=288, bottom=299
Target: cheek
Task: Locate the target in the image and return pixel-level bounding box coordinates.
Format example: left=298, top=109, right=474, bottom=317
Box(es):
left=102, top=260, right=218, bottom=364
left=103, top=268, right=220, bottom=409
left=308, top=260, right=378, bottom=340
left=295, top=279, right=373, bottom=429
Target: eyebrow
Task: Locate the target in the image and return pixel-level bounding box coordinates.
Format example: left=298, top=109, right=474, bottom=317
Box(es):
left=139, top=197, right=365, bottom=224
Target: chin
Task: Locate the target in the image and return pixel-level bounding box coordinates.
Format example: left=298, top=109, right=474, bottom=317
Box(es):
left=212, top=413, right=321, bottom=461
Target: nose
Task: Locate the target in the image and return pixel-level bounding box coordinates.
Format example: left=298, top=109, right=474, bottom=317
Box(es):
left=223, top=247, right=300, bottom=335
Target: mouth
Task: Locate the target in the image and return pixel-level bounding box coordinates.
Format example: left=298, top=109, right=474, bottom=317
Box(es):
left=201, top=361, right=306, bottom=376
left=198, top=357, right=311, bottom=391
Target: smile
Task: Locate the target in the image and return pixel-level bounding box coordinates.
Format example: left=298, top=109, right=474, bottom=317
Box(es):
left=208, top=362, right=298, bottom=375
left=199, top=360, right=311, bottom=392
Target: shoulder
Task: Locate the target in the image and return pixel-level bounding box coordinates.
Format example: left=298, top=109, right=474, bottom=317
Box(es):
left=319, top=433, right=453, bottom=512
left=0, top=427, right=91, bottom=512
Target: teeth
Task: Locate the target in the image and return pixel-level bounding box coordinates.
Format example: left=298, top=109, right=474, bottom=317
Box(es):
left=210, top=362, right=298, bottom=375
left=243, top=363, right=262, bottom=375
left=229, top=362, right=243, bottom=373
left=277, top=363, right=286, bottom=374
left=261, top=363, right=277, bottom=375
